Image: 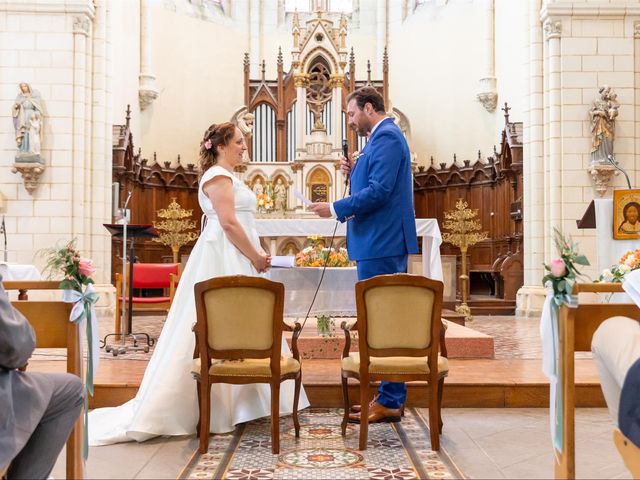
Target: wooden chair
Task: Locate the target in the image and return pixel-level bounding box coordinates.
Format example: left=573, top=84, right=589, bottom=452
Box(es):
left=115, top=262, right=180, bottom=334
left=3, top=280, right=83, bottom=479
left=613, top=428, right=640, bottom=478
left=191, top=275, right=302, bottom=454
left=340, top=273, right=448, bottom=450
left=556, top=282, right=640, bottom=479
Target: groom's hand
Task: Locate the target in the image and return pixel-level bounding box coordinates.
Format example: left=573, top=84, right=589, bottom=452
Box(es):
left=308, top=202, right=332, bottom=218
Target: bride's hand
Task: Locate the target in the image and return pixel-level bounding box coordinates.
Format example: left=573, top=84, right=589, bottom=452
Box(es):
left=252, top=252, right=271, bottom=272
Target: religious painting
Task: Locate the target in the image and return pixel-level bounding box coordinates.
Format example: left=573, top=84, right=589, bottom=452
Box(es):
left=613, top=189, right=640, bottom=239
left=307, top=167, right=331, bottom=203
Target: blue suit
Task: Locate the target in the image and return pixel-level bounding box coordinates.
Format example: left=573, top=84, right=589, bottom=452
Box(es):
left=334, top=117, right=418, bottom=409
left=619, top=357, right=640, bottom=448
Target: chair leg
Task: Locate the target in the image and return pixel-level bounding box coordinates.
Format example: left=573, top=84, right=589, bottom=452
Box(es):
left=358, top=384, right=369, bottom=450
left=429, top=381, right=440, bottom=451
left=437, top=377, right=445, bottom=434
left=293, top=373, right=301, bottom=438
left=270, top=382, right=281, bottom=454
left=341, top=375, right=350, bottom=436
left=195, top=381, right=202, bottom=436
left=199, top=382, right=211, bottom=454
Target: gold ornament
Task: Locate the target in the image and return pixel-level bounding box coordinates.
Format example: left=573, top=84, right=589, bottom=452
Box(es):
left=441, top=199, right=489, bottom=321
left=153, top=198, right=199, bottom=263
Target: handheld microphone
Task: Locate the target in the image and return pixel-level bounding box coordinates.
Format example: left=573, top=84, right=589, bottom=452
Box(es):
left=342, top=139, right=349, bottom=186
left=607, top=155, right=632, bottom=190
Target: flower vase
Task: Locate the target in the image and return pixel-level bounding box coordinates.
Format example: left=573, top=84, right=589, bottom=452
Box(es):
left=316, top=315, right=331, bottom=337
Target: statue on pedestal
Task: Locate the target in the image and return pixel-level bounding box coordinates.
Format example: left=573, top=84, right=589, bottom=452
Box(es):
left=12, top=82, right=44, bottom=163
left=274, top=178, right=287, bottom=212
left=590, top=85, right=619, bottom=165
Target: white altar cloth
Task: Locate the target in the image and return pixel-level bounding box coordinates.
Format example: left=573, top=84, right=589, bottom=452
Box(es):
left=267, top=267, right=358, bottom=317
left=255, top=218, right=443, bottom=281
left=0, top=262, right=42, bottom=281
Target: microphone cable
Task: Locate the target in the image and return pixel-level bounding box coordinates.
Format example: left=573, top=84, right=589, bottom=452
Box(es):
left=298, top=145, right=352, bottom=331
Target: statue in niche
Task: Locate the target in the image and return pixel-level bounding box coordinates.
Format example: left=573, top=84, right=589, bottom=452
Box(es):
left=238, top=112, right=255, bottom=138
left=589, top=85, right=619, bottom=165
left=252, top=177, right=264, bottom=196
left=12, top=82, right=44, bottom=162
left=274, top=178, right=287, bottom=211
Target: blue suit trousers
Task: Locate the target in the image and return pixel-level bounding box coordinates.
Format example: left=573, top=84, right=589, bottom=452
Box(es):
left=356, top=254, right=408, bottom=409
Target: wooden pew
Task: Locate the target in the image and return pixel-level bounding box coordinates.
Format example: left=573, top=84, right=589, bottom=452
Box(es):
left=4, top=281, right=84, bottom=480
left=556, top=283, right=640, bottom=479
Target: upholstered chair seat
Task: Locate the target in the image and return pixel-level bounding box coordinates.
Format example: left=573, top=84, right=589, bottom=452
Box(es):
left=192, top=356, right=301, bottom=377
left=341, top=352, right=449, bottom=376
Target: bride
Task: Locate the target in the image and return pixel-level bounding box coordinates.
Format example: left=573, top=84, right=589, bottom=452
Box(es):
left=89, top=123, right=310, bottom=445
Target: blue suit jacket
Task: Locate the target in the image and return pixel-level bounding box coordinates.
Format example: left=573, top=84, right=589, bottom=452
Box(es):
left=333, top=118, right=418, bottom=261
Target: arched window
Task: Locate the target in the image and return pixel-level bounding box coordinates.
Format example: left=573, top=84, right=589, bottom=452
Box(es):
left=252, top=104, right=277, bottom=162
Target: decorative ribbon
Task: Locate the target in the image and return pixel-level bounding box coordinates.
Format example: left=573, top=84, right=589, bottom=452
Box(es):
left=62, top=283, right=100, bottom=459
left=540, top=292, right=562, bottom=456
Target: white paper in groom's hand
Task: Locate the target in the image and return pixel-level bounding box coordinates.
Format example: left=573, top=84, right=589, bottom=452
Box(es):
left=271, top=256, right=295, bottom=268
left=294, top=189, right=312, bottom=206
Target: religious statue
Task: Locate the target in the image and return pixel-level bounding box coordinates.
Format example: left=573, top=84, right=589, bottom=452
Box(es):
left=589, top=85, right=619, bottom=165
left=12, top=83, right=44, bottom=161
left=274, top=178, right=287, bottom=211
left=238, top=112, right=255, bottom=137
left=252, top=178, right=264, bottom=196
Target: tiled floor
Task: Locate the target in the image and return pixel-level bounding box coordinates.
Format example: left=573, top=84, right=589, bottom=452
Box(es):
left=51, top=408, right=629, bottom=479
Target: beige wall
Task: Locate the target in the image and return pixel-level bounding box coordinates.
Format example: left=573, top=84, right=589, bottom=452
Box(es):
left=388, top=0, right=527, bottom=166
left=138, top=5, right=247, bottom=165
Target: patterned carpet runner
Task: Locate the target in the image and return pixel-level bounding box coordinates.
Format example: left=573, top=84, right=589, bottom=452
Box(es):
left=179, top=408, right=462, bottom=479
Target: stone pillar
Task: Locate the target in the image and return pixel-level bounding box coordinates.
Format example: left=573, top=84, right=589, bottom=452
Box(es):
left=139, top=0, right=159, bottom=109
left=376, top=0, right=387, bottom=78
left=544, top=18, right=562, bottom=260
left=72, top=15, right=90, bottom=247
left=248, top=0, right=261, bottom=78
left=517, top=0, right=546, bottom=317
left=477, top=0, right=497, bottom=112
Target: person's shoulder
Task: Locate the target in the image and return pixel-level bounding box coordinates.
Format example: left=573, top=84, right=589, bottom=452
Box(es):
left=200, top=166, right=234, bottom=185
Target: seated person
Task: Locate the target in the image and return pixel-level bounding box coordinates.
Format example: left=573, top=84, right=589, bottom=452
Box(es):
left=0, top=278, right=84, bottom=479
left=591, top=316, right=640, bottom=446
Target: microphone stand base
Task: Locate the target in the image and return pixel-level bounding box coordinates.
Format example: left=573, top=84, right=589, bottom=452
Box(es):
left=101, top=332, right=155, bottom=356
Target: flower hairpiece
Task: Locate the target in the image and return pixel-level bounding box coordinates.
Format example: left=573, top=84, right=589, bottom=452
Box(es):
left=204, top=139, right=212, bottom=150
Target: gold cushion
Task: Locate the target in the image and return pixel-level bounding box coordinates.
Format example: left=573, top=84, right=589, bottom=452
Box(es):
left=192, top=357, right=301, bottom=377
left=341, top=352, right=449, bottom=375
left=365, top=285, right=435, bottom=349
left=203, top=287, right=275, bottom=351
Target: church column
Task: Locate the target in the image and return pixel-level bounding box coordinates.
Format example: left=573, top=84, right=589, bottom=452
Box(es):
left=477, top=0, right=497, bottom=112
left=248, top=0, right=262, bottom=78
left=72, top=15, right=90, bottom=245
left=139, top=0, right=159, bottom=109
left=543, top=18, right=562, bottom=263
left=330, top=74, right=345, bottom=199
left=376, top=0, right=388, bottom=79
left=91, top=0, right=112, bottom=284
left=517, top=0, right=545, bottom=317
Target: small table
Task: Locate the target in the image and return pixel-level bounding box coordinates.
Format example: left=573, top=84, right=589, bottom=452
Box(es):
left=0, top=263, right=42, bottom=281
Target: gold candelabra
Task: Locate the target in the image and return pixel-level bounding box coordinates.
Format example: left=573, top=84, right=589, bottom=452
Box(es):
left=441, top=199, right=488, bottom=321
left=153, top=198, right=199, bottom=263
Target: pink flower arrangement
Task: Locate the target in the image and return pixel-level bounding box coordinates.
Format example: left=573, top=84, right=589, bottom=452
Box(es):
left=549, top=258, right=566, bottom=277
left=41, top=239, right=96, bottom=292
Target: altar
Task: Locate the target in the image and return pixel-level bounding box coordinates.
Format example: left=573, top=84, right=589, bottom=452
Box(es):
left=255, top=218, right=443, bottom=281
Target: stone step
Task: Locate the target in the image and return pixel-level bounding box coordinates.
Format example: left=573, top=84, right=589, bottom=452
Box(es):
left=284, top=317, right=494, bottom=359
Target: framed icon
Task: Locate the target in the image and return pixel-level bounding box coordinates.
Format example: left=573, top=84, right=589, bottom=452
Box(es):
left=613, top=189, right=640, bottom=239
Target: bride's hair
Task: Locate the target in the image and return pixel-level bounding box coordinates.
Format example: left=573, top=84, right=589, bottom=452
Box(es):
left=198, top=122, right=237, bottom=177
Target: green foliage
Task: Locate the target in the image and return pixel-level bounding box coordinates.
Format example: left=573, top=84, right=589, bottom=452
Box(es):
left=39, top=239, right=95, bottom=292
left=541, top=228, right=590, bottom=307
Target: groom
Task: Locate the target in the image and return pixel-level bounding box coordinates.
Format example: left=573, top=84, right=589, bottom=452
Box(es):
left=309, top=86, right=418, bottom=423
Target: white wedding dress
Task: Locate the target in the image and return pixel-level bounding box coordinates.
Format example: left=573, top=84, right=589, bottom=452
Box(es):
left=89, top=166, right=310, bottom=445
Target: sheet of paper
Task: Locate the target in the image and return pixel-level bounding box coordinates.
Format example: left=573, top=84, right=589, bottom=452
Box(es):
left=294, top=189, right=312, bottom=206
left=271, top=256, right=296, bottom=268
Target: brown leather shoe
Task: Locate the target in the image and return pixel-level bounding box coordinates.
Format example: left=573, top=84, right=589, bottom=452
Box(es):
left=348, top=401, right=402, bottom=424
left=351, top=398, right=405, bottom=417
